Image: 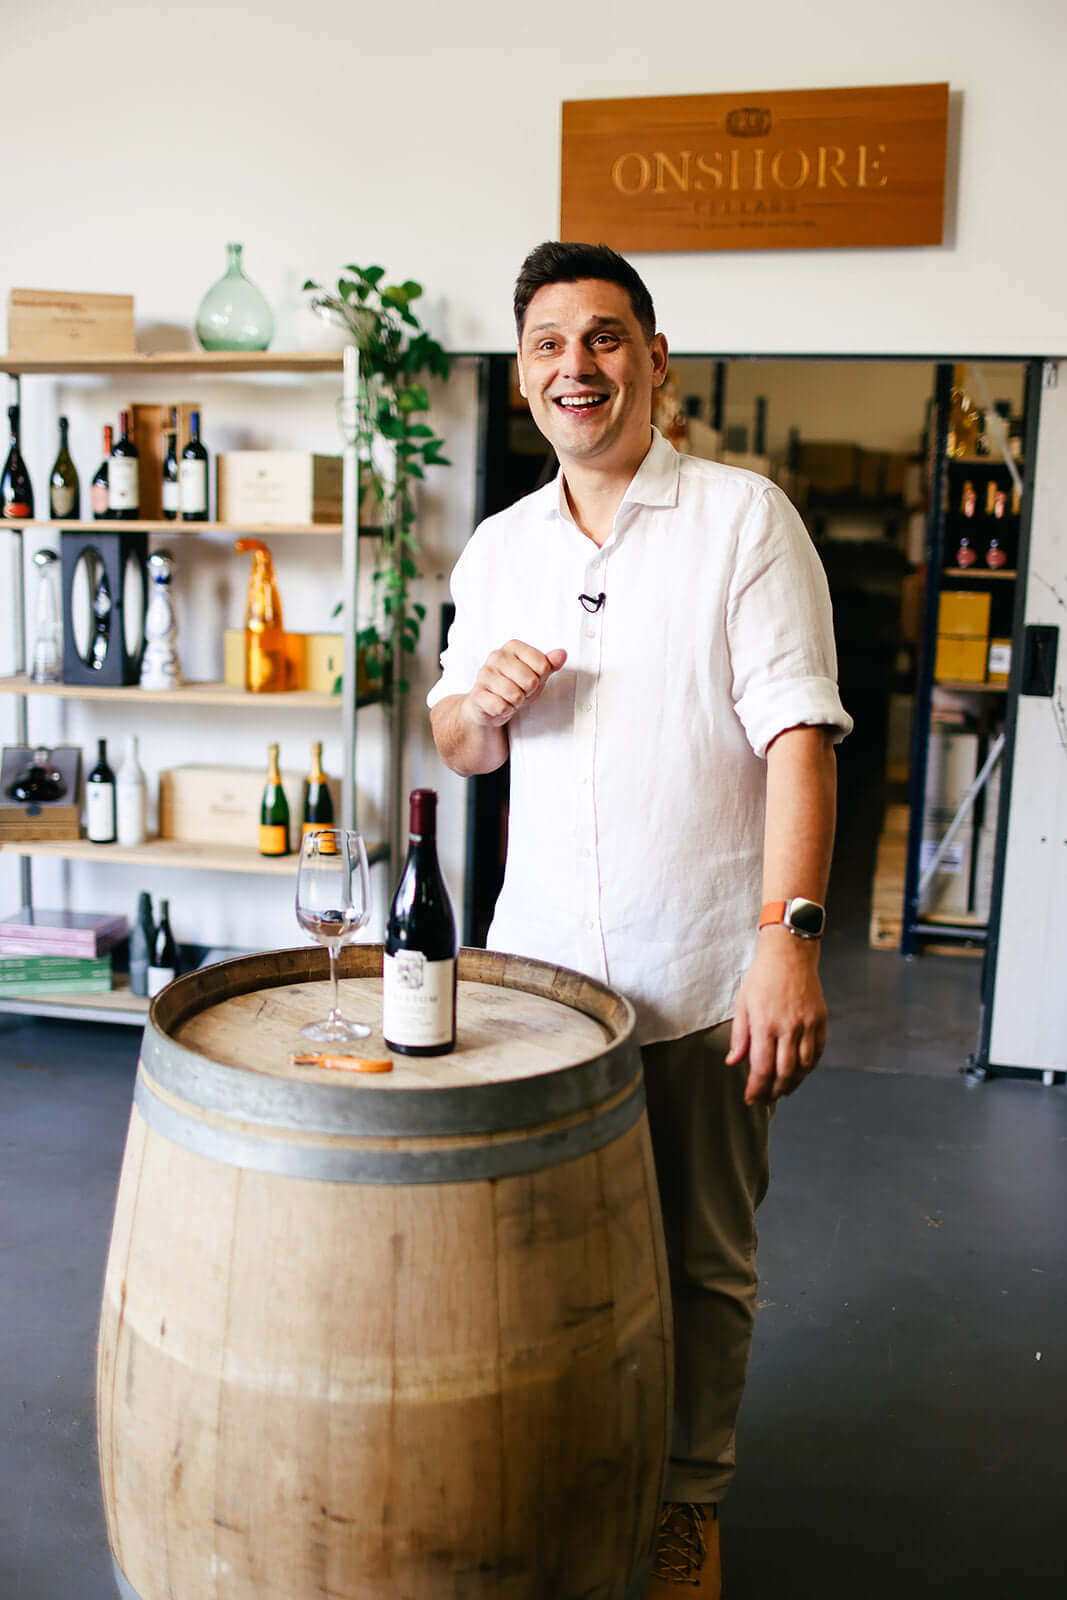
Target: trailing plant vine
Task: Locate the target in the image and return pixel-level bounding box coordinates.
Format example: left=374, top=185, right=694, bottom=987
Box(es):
left=303, top=264, right=451, bottom=695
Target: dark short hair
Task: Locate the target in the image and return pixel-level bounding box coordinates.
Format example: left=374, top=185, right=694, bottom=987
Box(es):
left=514, top=241, right=657, bottom=342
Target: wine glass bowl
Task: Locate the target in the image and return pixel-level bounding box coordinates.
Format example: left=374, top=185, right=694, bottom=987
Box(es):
left=295, top=828, right=371, bottom=1043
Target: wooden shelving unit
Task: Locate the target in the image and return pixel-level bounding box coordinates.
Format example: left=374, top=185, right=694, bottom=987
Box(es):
left=1, top=347, right=391, bottom=1020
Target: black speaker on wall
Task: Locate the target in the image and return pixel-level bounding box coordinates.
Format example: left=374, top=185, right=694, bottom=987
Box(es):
left=60, top=528, right=147, bottom=686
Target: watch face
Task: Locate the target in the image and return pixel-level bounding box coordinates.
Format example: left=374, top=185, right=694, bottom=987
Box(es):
left=788, top=899, right=825, bottom=936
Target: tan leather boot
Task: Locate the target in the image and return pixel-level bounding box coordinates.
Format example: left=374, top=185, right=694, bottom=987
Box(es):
left=643, top=1502, right=721, bottom=1597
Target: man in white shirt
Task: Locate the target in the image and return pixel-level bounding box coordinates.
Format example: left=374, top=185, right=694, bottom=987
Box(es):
left=429, top=242, right=852, bottom=1598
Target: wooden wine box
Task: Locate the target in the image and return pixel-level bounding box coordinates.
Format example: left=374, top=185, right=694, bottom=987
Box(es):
left=216, top=453, right=343, bottom=525
left=159, top=764, right=305, bottom=851
left=7, top=289, right=135, bottom=357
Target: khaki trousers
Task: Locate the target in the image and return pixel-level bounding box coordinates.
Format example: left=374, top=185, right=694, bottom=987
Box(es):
left=641, top=1021, right=773, bottom=1505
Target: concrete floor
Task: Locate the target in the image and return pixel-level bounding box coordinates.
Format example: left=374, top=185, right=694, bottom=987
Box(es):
left=2, top=959, right=1064, bottom=1600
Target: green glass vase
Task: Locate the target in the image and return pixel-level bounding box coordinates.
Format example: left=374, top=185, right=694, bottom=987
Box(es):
left=195, top=242, right=274, bottom=352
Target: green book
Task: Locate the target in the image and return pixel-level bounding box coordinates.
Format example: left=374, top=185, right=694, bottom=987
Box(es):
left=0, top=954, right=112, bottom=979
left=0, top=978, right=113, bottom=996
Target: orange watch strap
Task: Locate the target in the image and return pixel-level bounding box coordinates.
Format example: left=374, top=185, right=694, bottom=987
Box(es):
left=759, top=900, right=788, bottom=930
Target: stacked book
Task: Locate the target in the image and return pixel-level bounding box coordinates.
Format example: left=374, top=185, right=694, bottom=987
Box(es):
left=0, top=909, right=129, bottom=997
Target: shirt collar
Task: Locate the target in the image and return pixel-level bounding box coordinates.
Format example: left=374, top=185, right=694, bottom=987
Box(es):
left=549, top=426, right=681, bottom=525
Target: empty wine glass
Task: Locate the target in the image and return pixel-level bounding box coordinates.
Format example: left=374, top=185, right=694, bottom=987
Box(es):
left=295, top=828, right=371, bottom=1042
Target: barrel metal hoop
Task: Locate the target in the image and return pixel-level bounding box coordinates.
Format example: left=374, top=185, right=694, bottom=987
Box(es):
left=133, top=1068, right=647, bottom=1185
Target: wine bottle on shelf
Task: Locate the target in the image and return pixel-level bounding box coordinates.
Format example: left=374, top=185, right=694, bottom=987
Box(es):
left=383, top=788, right=458, bottom=1057
left=259, top=742, right=290, bottom=856
left=49, top=415, right=80, bottom=520
left=162, top=422, right=179, bottom=521
left=147, top=899, right=179, bottom=996
left=85, top=738, right=117, bottom=844
left=109, top=409, right=140, bottom=519
left=1, top=405, right=34, bottom=519
left=129, top=891, right=155, bottom=998
left=954, top=479, right=978, bottom=568
left=985, top=485, right=1010, bottom=569
left=302, top=740, right=335, bottom=837
left=180, top=409, right=209, bottom=521
left=91, top=425, right=113, bottom=519
left=116, top=734, right=147, bottom=846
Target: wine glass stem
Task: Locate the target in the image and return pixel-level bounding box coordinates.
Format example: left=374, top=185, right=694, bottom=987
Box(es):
left=327, top=945, right=341, bottom=1022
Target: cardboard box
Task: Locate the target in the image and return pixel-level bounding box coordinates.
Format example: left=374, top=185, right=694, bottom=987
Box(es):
left=7, top=289, right=135, bottom=357
left=938, top=590, right=991, bottom=638
left=159, top=764, right=303, bottom=851
left=925, top=730, right=979, bottom=813
left=935, top=635, right=988, bottom=682
left=216, top=453, right=343, bottom=525
left=223, top=630, right=343, bottom=693
left=794, top=442, right=862, bottom=496
left=920, top=826, right=974, bottom=915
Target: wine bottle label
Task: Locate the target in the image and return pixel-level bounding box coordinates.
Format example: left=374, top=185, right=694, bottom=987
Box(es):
left=109, top=457, right=139, bottom=511
left=51, top=484, right=77, bottom=517
left=259, top=823, right=289, bottom=855
left=91, top=482, right=109, bottom=515
left=85, top=780, right=117, bottom=841
left=147, top=965, right=176, bottom=997
left=162, top=477, right=179, bottom=514
left=180, top=459, right=208, bottom=514
left=383, top=953, right=456, bottom=1048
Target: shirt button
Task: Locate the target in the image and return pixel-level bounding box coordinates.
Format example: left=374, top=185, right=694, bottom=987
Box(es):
left=584, top=625, right=596, bottom=639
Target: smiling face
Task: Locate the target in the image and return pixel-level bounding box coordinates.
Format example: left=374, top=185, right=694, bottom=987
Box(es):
left=516, top=279, right=669, bottom=483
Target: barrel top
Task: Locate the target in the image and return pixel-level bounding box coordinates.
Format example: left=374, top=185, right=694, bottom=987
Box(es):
left=155, top=945, right=631, bottom=1093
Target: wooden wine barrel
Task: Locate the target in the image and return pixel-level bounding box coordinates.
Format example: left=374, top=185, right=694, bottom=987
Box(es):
left=97, top=944, right=672, bottom=1600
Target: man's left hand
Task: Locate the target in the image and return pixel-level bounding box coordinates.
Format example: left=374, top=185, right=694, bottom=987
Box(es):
left=725, top=930, right=828, bottom=1106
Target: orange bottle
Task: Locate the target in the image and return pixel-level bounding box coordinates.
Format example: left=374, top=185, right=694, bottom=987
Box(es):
left=235, top=538, right=287, bottom=693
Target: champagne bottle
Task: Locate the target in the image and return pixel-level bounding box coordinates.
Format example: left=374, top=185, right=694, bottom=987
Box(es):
left=162, top=420, right=179, bottom=521
left=116, top=734, right=147, bottom=846
left=129, top=891, right=154, bottom=997
left=91, top=425, right=113, bottom=519
left=147, top=898, right=179, bottom=996
left=85, top=737, right=117, bottom=844
left=383, top=788, right=458, bottom=1056
left=49, top=415, right=80, bottom=519
left=1, top=404, right=34, bottom=519
left=302, top=740, right=335, bottom=836
left=109, top=409, right=140, bottom=519
left=180, top=409, right=209, bottom=521
left=259, top=742, right=290, bottom=856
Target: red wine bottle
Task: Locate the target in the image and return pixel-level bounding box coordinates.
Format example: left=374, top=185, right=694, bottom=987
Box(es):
left=148, top=899, right=179, bottom=996
left=180, top=409, right=209, bottom=520
left=383, top=788, right=458, bottom=1056
left=1, top=405, right=34, bottom=519
left=85, top=737, right=117, bottom=844
left=109, top=409, right=139, bottom=519
left=91, top=425, right=113, bottom=519
left=162, top=426, right=179, bottom=521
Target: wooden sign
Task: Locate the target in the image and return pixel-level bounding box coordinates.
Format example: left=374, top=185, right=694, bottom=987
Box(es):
left=561, top=83, right=948, bottom=252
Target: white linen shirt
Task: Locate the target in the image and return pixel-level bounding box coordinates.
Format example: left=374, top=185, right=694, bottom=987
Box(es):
left=428, top=427, right=852, bottom=1046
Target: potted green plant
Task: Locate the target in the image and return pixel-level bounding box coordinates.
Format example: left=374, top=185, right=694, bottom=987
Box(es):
left=302, top=264, right=451, bottom=697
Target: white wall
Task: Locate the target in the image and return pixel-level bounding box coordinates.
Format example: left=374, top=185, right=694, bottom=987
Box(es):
left=5, top=0, right=1066, bottom=357
left=3, top=0, right=1066, bottom=952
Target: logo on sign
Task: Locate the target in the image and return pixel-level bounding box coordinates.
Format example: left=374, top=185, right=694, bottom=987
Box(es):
left=725, top=107, right=773, bottom=138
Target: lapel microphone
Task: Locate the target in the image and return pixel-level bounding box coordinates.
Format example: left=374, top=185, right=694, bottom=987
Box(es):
left=579, top=592, right=606, bottom=613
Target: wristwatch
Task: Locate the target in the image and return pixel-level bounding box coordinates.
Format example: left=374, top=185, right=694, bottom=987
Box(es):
left=759, top=898, right=826, bottom=940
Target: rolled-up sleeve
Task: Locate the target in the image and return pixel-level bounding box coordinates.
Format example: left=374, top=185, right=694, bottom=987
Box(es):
left=727, top=485, right=853, bottom=759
